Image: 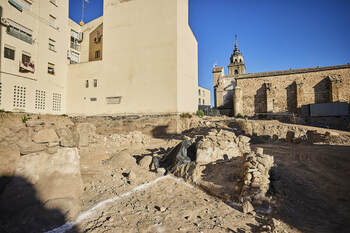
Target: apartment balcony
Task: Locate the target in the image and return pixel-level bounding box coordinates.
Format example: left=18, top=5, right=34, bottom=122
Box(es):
left=7, top=26, right=32, bottom=44
left=19, top=61, right=35, bottom=73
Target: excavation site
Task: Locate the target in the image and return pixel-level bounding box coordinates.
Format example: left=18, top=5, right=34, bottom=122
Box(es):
left=0, top=113, right=349, bottom=233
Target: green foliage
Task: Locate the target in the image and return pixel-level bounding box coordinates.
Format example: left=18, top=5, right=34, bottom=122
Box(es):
left=22, top=115, right=29, bottom=124
left=196, top=109, right=204, bottom=118
left=180, top=112, right=192, bottom=118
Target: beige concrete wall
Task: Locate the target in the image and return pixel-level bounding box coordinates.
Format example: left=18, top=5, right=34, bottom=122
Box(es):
left=177, top=0, right=198, bottom=113
left=0, top=0, right=69, bottom=114
left=67, top=0, right=198, bottom=115
left=236, top=67, right=350, bottom=116
left=66, top=61, right=104, bottom=114
left=198, top=86, right=211, bottom=106
left=102, top=0, right=178, bottom=114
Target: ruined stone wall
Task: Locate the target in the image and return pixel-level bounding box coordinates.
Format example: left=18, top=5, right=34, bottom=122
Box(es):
left=236, top=67, right=350, bottom=116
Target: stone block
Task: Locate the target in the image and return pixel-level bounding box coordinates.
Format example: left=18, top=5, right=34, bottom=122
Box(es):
left=32, top=129, right=59, bottom=144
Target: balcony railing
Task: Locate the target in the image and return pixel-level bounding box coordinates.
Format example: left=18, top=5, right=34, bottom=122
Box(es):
left=7, top=26, right=32, bottom=44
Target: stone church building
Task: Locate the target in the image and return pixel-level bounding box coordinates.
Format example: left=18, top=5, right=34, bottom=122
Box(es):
left=213, top=37, right=350, bottom=117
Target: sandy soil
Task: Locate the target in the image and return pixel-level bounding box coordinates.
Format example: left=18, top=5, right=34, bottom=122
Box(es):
left=44, top=118, right=350, bottom=233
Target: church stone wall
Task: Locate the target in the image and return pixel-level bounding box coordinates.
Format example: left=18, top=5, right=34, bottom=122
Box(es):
left=236, top=67, right=350, bottom=116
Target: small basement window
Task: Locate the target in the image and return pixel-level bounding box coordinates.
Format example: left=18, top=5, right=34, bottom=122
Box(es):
left=90, top=97, right=97, bottom=102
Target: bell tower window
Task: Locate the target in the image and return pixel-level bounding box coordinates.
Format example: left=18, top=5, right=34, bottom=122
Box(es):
left=235, top=69, right=238, bottom=75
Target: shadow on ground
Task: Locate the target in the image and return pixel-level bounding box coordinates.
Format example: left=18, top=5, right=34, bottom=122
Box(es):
left=0, top=176, right=80, bottom=233
left=253, top=143, right=350, bottom=233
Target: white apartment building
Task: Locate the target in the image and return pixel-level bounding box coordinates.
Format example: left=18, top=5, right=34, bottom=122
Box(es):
left=0, top=0, right=199, bottom=116
left=0, top=0, right=70, bottom=114
left=198, top=86, right=211, bottom=107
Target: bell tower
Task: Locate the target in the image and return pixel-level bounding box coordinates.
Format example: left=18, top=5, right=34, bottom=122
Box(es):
left=228, top=35, right=246, bottom=76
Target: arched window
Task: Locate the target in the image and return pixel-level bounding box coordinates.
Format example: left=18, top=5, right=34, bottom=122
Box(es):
left=234, top=69, right=239, bottom=75
left=240, top=59, right=242, bottom=63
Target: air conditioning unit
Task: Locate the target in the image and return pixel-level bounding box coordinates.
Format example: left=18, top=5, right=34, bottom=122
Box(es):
left=0, top=17, right=9, bottom=27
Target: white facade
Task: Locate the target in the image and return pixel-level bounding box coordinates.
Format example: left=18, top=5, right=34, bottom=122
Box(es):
left=198, top=86, right=211, bottom=106
left=0, top=0, right=69, bottom=114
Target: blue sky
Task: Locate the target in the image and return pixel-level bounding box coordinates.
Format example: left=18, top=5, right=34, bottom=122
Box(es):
left=69, top=0, right=350, bottom=106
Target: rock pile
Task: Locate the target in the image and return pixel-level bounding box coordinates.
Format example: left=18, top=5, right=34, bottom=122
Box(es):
left=196, top=129, right=250, bottom=164
left=107, top=131, right=151, bottom=147
left=239, top=147, right=274, bottom=213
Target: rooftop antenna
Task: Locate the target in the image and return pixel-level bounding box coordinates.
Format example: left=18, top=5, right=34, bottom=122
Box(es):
left=80, top=0, right=89, bottom=26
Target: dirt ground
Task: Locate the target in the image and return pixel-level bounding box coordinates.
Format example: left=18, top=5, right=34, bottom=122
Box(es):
left=3, top=115, right=348, bottom=233
left=57, top=119, right=350, bottom=233
left=252, top=143, right=350, bottom=233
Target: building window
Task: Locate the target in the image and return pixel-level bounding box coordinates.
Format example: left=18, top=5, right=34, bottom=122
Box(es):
left=49, top=15, right=56, bottom=28
left=234, top=69, right=238, bottom=75
left=93, top=79, right=97, bottom=87
left=49, top=38, right=56, bottom=51
left=7, top=19, right=33, bottom=44
left=85, top=80, right=89, bottom=88
left=70, top=51, right=80, bottom=64
left=9, top=0, right=32, bottom=12
left=202, top=99, right=205, bottom=105
left=198, top=98, right=201, bottom=105
left=49, top=0, right=57, bottom=6
left=4, top=46, right=15, bottom=60
left=106, top=96, right=121, bottom=104
left=22, top=53, right=30, bottom=63
left=90, top=97, right=97, bottom=102
left=71, top=30, right=80, bottom=51
left=198, top=89, right=201, bottom=96
left=19, top=52, right=34, bottom=73
left=48, top=63, right=55, bottom=75
left=95, top=50, right=100, bottom=59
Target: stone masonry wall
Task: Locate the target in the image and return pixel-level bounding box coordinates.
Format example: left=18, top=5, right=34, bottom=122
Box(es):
left=236, top=67, right=350, bottom=116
